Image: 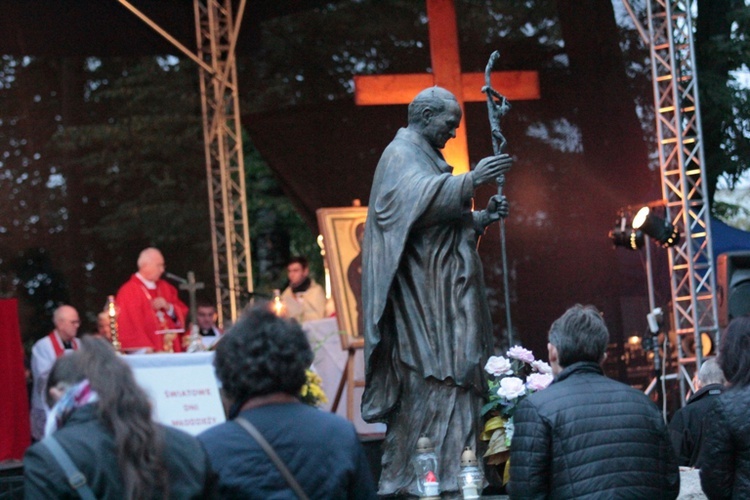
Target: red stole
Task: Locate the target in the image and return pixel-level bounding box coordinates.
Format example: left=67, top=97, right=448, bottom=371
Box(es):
left=48, top=331, right=78, bottom=358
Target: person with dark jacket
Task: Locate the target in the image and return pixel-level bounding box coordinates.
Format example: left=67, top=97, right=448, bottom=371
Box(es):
left=700, top=315, right=750, bottom=499
left=197, top=305, right=377, bottom=499
left=23, top=336, right=214, bottom=499
left=668, top=357, right=725, bottom=467
left=508, top=304, right=680, bottom=499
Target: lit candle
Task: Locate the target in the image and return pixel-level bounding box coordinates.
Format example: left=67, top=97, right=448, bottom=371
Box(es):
left=424, top=471, right=440, bottom=496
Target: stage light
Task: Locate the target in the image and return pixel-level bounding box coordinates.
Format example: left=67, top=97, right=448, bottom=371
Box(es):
left=609, top=215, right=644, bottom=250
left=632, top=207, right=680, bottom=247
left=681, top=332, right=713, bottom=358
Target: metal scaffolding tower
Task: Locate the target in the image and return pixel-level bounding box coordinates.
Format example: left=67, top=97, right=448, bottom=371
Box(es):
left=194, top=0, right=253, bottom=326
left=624, top=0, right=720, bottom=392
left=118, top=0, right=253, bottom=326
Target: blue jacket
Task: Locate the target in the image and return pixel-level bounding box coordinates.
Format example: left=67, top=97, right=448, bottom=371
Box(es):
left=198, top=402, right=377, bottom=499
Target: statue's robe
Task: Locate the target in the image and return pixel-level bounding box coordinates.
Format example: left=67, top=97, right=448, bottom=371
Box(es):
left=362, top=127, right=493, bottom=495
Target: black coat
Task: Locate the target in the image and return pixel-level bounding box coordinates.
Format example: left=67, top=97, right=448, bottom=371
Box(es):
left=508, top=362, right=680, bottom=499
left=668, top=383, right=724, bottom=467
left=700, top=385, right=750, bottom=499
left=24, top=405, right=214, bottom=499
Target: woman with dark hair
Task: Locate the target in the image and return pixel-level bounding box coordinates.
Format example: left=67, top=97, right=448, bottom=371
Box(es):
left=197, top=305, right=377, bottom=499
left=23, top=336, right=213, bottom=499
left=700, top=315, right=750, bottom=498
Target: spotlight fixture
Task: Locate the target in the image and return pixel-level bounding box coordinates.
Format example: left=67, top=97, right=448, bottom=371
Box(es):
left=681, top=332, right=713, bottom=358
left=609, top=215, right=644, bottom=250
left=632, top=207, right=680, bottom=247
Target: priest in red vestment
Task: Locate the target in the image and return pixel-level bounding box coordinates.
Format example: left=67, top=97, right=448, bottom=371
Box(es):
left=116, top=247, right=188, bottom=353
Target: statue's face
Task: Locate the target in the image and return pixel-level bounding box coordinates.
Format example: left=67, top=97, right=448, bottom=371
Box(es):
left=422, top=100, right=462, bottom=150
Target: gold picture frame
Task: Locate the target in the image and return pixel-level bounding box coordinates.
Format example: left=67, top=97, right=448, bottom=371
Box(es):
left=316, top=206, right=368, bottom=349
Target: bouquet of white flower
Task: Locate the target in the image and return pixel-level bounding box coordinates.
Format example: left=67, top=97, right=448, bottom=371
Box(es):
left=480, top=346, right=553, bottom=469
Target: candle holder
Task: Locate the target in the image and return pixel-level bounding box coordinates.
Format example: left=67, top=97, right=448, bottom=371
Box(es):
left=414, top=436, right=440, bottom=499
left=458, top=447, right=483, bottom=499
left=271, top=289, right=287, bottom=317
left=106, top=295, right=121, bottom=353
left=186, top=323, right=207, bottom=353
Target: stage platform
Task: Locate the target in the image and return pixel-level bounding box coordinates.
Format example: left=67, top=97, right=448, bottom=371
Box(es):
left=0, top=460, right=23, bottom=500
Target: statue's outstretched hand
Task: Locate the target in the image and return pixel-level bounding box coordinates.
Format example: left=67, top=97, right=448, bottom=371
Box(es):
left=472, top=154, right=512, bottom=187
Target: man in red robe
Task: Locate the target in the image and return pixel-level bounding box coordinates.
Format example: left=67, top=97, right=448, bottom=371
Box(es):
left=116, top=247, right=188, bottom=353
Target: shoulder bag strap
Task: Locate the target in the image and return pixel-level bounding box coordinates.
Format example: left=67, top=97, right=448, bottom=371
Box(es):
left=234, top=416, right=310, bottom=500
left=41, top=436, right=97, bottom=500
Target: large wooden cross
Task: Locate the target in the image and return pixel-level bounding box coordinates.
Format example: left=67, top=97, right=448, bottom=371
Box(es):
left=354, top=0, right=540, bottom=174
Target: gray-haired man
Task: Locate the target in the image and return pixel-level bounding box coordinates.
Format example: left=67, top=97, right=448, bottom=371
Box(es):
left=668, top=357, right=726, bottom=467
left=509, top=304, right=680, bottom=499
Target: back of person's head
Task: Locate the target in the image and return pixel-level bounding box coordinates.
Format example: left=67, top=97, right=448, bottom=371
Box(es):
left=698, top=357, right=726, bottom=386
left=548, top=304, right=609, bottom=368
left=214, top=304, right=313, bottom=406
left=718, top=315, right=750, bottom=387
left=196, top=299, right=217, bottom=310
left=76, top=336, right=167, bottom=499
left=45, top=354, right=85, bottom=408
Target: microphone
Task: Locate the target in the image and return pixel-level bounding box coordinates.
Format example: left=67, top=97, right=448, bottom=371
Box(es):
left=164, top=272, right=188, bottom=284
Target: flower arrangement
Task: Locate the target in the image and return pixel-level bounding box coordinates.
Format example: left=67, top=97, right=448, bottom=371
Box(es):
left=299, top=369, right=328, bottom=407
left=481, top=346, right=553, bottom=466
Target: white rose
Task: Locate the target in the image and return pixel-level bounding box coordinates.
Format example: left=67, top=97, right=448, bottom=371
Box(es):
left=507, top=345, right=535, bottom=363
left=531, top=360, right=552, bottom=374
left=527, top=372, right=554, bottom=391
left=485, top=356, right=513, bottom=376
left=496, top=376, right=526, bottom=400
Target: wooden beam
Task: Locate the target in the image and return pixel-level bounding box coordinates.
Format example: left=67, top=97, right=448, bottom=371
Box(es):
left=354, top=71, right=540, bottom=105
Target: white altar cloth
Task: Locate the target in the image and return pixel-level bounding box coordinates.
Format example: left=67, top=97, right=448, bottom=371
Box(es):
left=123, top=352, right=225, bottom=436
left=303, top=317, right=386, bottom=435
left=123, top=322, right=385, bottom=437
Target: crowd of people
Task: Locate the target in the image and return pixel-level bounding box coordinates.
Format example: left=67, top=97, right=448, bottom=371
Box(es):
left=24, top=305, right=378, bottom=498
left=19, top=246, right=750, bottom=498
left=507, top=307, right=750, bottom=499
left=23, top=294, right=750, bottom=498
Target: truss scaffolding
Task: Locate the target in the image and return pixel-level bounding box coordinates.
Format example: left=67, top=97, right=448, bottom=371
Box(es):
left=626, top=0, right=720, bottom=395
left=194, top=0, right=253, bottom=326
left=118, top=0, right=252, bottom=326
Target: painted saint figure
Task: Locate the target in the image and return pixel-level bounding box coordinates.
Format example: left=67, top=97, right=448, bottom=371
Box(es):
left=361, top=86, right=511, bottom=496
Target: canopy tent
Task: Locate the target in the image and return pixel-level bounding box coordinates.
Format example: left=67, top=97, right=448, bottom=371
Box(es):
left=712, top=217, right=750, bottom=257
